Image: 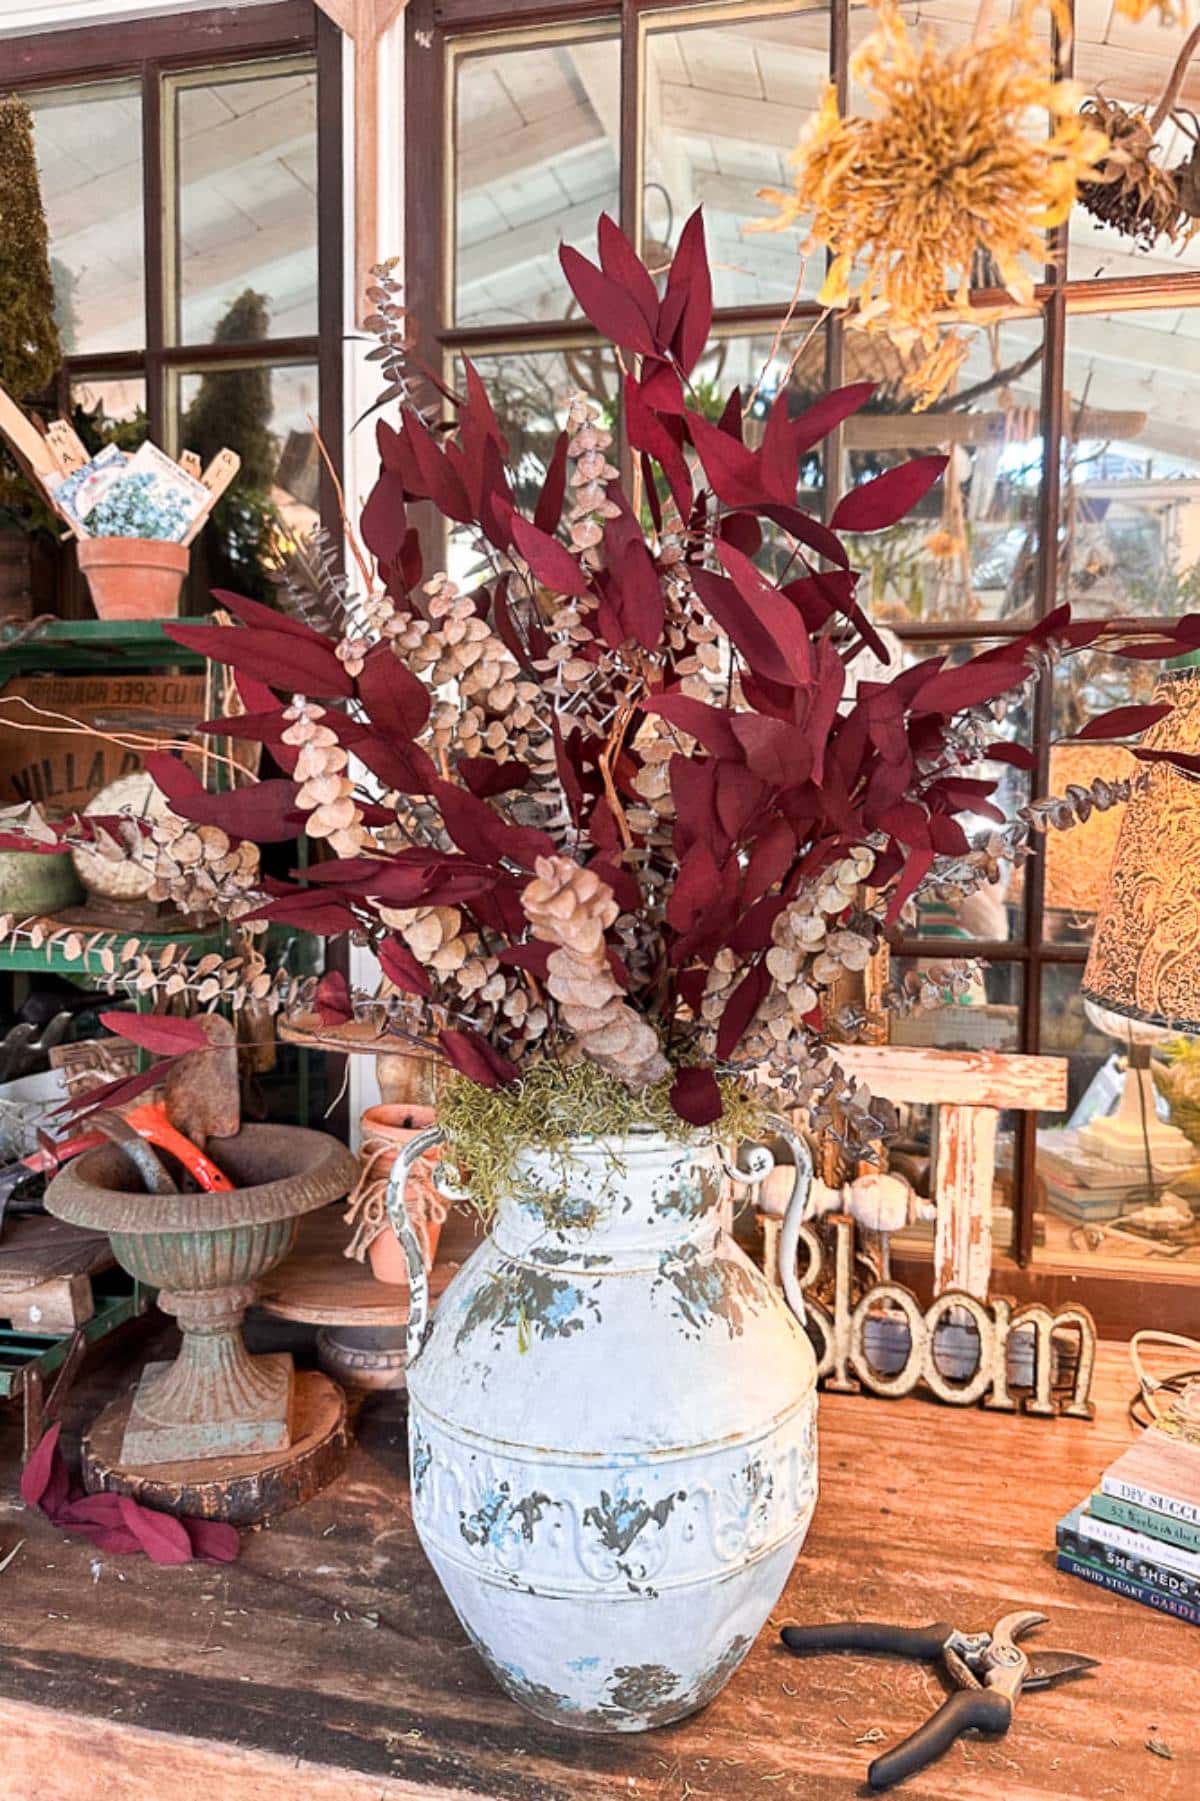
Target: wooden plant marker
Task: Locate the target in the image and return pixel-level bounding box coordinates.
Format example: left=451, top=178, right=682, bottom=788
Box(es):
left=178, top=450, right=202, bottom=480
left=182, top=448, right=240, bottom=546
left=45, top=419, right=89, bottom=474
left=835, top=1044, right=1068, bottom=1299
left=0, top=383, right=88, bottom=538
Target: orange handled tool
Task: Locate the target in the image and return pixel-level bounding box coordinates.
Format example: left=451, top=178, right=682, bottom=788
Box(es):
left=27, top=1100, right=233, bottom=1192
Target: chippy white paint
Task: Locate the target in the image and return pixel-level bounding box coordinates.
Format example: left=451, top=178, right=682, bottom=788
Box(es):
left=388, top=1120, right=817, bottom=1733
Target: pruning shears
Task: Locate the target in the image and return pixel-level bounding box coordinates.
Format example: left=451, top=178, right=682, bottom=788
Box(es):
left=781, top=1609, right=1098, bottom=1790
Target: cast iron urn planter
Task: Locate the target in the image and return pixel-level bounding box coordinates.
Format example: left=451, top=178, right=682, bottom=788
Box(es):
left=47, top=1124, right=357, bottom=1465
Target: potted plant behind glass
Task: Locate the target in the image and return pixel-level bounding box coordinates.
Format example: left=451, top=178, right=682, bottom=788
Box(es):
left=138, top=214, right=1200, bottom=1731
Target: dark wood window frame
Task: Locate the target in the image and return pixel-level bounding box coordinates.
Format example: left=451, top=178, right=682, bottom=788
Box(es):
left=5, top=0, right=345, bottom=582
left=407, top=0, right=1200, bottom=1337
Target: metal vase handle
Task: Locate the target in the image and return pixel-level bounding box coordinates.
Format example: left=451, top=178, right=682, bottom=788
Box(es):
left=384, top=1123, right=445, bottom=1369
left=720, top=1112, right=813, bottom=1327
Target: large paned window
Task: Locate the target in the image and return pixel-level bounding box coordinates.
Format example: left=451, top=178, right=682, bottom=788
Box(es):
left=8, top=1, right=341, bottom=612
left=408, top=0, right=1200, bottom=1332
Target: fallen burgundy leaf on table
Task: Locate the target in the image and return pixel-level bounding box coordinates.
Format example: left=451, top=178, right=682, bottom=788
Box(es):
left=20, top=1424, right=240, bottom=1565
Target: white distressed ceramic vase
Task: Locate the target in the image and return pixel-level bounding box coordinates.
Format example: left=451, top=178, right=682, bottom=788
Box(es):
left=387, top=1115, right=816, bottom=1733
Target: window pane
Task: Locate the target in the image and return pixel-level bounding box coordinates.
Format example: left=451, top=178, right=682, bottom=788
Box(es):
left=452, top=32, right=620, bottom=329
left=846, top=317, right=1043, bottom=626
left=28, top=79, right=145, bottom=355
left=642, top=5, right=831, bottom=309
left=1060, top=308, right=1200, bottom=616
left=446, top=345, right=619, bottom=584
left=169, top=60, right=319, bottom=346
left=70, top=377, right=148, bottom=455
left=170, top=361, right=320, bottom=602
left=1070, top=16, right=1200, bottom=282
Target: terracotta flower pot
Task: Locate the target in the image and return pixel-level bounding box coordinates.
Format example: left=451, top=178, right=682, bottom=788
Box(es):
left=76, top=536, right=189, bottom=621
left=357, top=1103, right=445, bottom=1284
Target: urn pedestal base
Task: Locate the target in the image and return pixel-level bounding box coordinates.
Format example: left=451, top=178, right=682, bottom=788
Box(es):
left=121, top=1353, right=295, bottom=1465
left=84, top=1369, right=350, bottom=1526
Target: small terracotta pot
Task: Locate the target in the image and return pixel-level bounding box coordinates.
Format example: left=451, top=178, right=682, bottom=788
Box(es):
left=76, top=536, right=190, bottom=621
left=360, top=1103, right=444, bottom=1285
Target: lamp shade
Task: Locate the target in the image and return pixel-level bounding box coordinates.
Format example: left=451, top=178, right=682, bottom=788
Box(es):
left=1081, top=670, right=1200, bottom=1035
left=1043, top=742, right=1134, bottom=915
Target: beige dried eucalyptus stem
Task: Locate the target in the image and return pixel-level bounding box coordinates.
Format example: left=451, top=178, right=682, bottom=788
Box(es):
left=522, top=856, right=670, bottom=1091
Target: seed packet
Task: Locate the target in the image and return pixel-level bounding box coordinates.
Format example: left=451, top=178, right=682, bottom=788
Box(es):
left=49, top=443, right=128, bottom=533
left=52, top=440, right=211, bottom=542
left=86, top=442, right=211, bottom=542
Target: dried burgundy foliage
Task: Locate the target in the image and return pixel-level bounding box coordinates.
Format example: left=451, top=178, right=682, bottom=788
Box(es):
left=21, top=1424, right=239, bottom=1564
left=161, top=206, right=1200, bottom=1132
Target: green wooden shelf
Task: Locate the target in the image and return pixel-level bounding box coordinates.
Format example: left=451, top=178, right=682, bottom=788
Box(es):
left=0, top=618, right=206, bottom=676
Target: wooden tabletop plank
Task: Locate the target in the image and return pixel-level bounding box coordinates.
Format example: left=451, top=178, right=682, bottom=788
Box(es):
left=0, top=1331, right=1194, bottom=1800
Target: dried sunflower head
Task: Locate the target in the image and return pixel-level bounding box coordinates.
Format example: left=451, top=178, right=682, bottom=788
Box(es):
left=1076, top=93, right=1184, bottom=248
left=754, top=0, right=1108, bottom=407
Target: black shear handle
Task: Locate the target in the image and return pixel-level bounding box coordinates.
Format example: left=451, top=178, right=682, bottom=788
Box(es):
left=781, top=1622, right=952, bottom=1661
left=868, top=1688, right=1013, bottom=1791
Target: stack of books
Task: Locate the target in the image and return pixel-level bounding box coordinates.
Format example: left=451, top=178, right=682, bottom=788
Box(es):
left=1037, top=1130, right=1164, bottom=1222
left=1057, top=1430, right=1200, bottom=1626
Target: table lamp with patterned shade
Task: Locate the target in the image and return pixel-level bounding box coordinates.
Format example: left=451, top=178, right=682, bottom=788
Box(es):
left=1079, top=670, right=1200, bottom=1178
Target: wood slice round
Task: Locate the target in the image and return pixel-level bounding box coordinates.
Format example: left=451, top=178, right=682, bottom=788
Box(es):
left=82, top=1370, right=349, bottom=1526
left=255, top=1206, right=462, bottom=1327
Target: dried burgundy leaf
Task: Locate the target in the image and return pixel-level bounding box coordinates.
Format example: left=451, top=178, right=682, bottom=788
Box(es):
left=830, top=455, right=947, bottom=533
left=438, top=1028, right=517, bottom=1088
left=670, top=1065, right=723, bottom=1127
left=183, top=1517, right=240, bottom=1563
left=716, top=960, right=771, bottom=1060
left=117, top=1495, right=193, bottom=1565
left=144, top=755, right=303, bottom=844
left=357, top=642, right=431, bottom=741
left=559, top=243, right=659, bottom=357
left=643, top=693, right=742, bottom=759
left=1068, top=702, right=1173, bottom=741
left=597, top=212, right=661, bottom=339
left=498, top=940, right=552, bottom=979
left=163, top=623, right=354, bottom=699
left=510, top=514, right=591, bottom=599
left=210, top=590, right=334, bottom=646
left=20, top=1420, right=63, bottom=1511
left=760, top=387, right=797, bottom=504
left=686, top=411, right=763, bottom=508
left=458, top=756, right=531, bottom=799
left=378, top=937, right=432, bottom=998
left=624, top=375, right=693, bottom=518
left=99, top=1011, right=209, bottom=1056
left=404, top=410, right=474, bottom=522
left=533, top=431, right=569, bottom=535
left=315, top=970, right=353, bottom=1025
left=789, top=382, right=876, bottom=455
left=712, top=544, right=813, bottom=685
left=665, top=207, right=713, bottom=377
left=54, top=1059, right=177, bottom=1122
left=616, top=539, right=665, bottom=651
left=360, top=468, right=410, bottom=565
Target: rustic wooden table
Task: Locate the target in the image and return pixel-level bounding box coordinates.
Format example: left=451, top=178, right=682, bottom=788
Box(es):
left=0, top=1327, right=1194, bottom=1801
